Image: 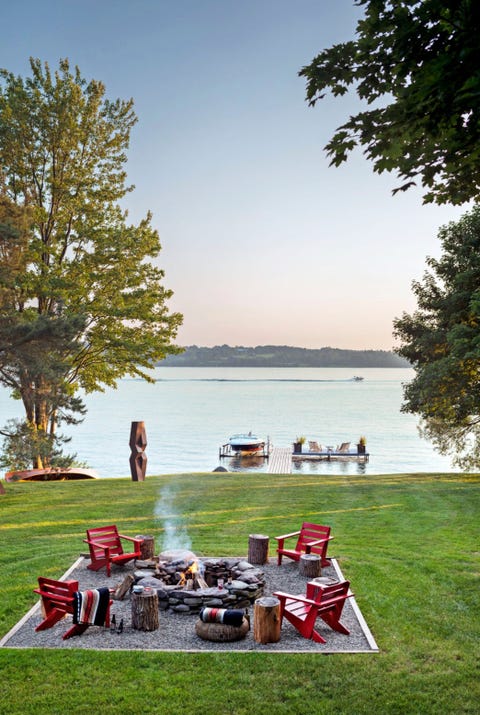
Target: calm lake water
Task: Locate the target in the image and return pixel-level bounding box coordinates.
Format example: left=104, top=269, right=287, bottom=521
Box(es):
left=0, top=367, right=457, bottom=477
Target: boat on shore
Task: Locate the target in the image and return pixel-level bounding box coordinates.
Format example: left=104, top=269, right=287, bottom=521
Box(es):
left=228, top=433, right=266, bottom=455
left=4, top=467, right=98, bottom=482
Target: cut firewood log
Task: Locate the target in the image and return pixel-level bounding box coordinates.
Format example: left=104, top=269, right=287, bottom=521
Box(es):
left=113, top=573, right=135, bottom=600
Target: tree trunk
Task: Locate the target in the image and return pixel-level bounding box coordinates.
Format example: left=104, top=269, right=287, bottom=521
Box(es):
left=136, top=535, right=155, bottom=560
left=253, top=596, right=281, bottom=643
left=131, top=591, right=159, bottom=631
left=248, top=534, right=269, bottom=565
left=299, top=554, right=322, bottom=578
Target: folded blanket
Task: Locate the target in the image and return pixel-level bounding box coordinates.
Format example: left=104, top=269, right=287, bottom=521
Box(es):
left=73, top=587, right=110, bottom=626
left=200, top=607, right=244, bottom=627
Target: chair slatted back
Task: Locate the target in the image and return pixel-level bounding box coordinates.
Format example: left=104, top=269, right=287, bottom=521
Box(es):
left=306, top=580, right=350, bottom=605
left=296, top=522, right=331, bottom=556
left=36, top=577, right=78, bottom=607
left=86, top=525, right=123, bottom=560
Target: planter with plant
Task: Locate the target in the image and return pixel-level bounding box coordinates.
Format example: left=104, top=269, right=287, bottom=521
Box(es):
left=357, top=436, right=367, bottom=454
left=293, top=436, right=306, bottom=454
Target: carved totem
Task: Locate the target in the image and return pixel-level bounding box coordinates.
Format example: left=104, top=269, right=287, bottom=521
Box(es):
left=129, top=421, right=147, bottom=481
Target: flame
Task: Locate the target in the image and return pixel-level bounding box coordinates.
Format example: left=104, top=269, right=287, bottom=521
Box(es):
left=178, top=560, right=198, bottom=586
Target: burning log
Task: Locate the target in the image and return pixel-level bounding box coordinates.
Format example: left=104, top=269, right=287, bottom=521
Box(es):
left=178, top=560, right=208, bottom=589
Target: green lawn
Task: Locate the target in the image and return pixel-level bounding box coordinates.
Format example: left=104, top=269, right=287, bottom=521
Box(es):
left=1, top=471, right=479, bottom=714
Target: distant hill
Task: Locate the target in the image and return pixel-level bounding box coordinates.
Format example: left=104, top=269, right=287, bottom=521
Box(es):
left=160, top=345, right=410, bottom=368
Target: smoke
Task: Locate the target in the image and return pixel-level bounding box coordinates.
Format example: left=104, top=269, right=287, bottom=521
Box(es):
left=155, top=484, right=191, bottom=552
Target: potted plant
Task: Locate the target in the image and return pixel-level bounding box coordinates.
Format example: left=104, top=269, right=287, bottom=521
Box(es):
left=293, top=436, right=306, bottom=453
left=357, top=436, right=367, bottom=454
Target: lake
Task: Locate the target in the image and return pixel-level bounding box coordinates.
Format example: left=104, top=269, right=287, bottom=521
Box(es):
left=0, top=367, right=457, bottom=477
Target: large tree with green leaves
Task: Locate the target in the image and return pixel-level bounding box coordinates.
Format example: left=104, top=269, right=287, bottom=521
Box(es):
left=393, top=206, right=480, bottom=469
left=300, top=0, right=480, bottom=205
left=0, top=58, right=182, bottom=468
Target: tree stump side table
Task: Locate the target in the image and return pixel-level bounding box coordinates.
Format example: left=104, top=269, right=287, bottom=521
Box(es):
left=253, top=596, right=281, bottom=643
left=136, top=535, right=155, bottom=560
left=248, top=534, right=269, bottom=565
left=131, top=590, right=159, bottom=631
left=299, top=553, right=322, bottom=578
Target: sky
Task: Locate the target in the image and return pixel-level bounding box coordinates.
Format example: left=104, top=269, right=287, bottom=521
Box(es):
left=1, top=0, right=469, bottom=350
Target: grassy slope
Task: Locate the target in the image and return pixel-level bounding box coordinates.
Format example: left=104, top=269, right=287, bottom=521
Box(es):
left=0, top=472, right=479, bottom=715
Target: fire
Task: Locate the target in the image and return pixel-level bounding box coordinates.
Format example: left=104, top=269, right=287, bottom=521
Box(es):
left=178, top=560, right=199, bottom=587
left=177, top=559, right=208, bottom=590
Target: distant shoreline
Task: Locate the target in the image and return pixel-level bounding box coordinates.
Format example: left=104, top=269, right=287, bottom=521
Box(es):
left=160, top=344, right=410, bottom=369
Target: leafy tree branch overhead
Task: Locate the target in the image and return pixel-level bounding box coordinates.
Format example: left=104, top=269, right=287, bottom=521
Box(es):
left=0, top=58, right=182, bottom=469
left=300, top=0, right=480, bottom=205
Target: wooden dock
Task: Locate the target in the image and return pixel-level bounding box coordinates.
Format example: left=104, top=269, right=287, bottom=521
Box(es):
left=267, top=447, right=292, bottom=474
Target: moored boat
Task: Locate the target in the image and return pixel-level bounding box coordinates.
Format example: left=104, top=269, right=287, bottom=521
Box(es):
left=5, top=467, right=98, bottom=482
left=228, top=432, right=265, bottom=454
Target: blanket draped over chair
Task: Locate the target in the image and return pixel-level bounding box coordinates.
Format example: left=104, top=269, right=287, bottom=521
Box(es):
left=73, top=587, right=111, bottom=626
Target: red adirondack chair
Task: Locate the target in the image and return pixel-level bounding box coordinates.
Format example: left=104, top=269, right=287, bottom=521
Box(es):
left=275, top=522, right=333, bottom=567
left=274, top=580, right=353, bottom=644
left=84, top=525, right=143, bottom=577
left=34, top=576, right=112, bottom=640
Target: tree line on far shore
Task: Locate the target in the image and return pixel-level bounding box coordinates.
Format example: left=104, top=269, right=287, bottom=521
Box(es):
left=160, top=345, right=410, bottom=368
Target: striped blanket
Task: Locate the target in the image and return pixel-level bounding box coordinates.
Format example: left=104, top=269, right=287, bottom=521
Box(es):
left=200, top=607, right=244, bottom=627
left=73, top=587, right=110, bottom=626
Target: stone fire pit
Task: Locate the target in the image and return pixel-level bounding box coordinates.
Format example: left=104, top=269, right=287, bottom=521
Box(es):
left=133, top=549, right=265, bottom=615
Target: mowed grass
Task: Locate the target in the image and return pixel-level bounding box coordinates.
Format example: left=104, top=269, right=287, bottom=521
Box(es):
left=1, top=471, right=479, bottom=715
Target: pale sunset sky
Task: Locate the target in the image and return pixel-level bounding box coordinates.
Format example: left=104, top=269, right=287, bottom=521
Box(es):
left=2, top=0, right=468, bottom=350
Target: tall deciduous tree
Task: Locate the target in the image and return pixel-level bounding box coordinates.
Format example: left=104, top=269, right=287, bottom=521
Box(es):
left=393, top=206, right=480, bottom=469
left=300, top=0, right=480, bottom=205
left=0, top=58, right=182, bottom=468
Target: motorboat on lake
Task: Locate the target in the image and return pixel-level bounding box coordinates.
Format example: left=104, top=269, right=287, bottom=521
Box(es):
left=352, top=376, right=364, bottom=381
left=228, top=432, right=266, bottom=455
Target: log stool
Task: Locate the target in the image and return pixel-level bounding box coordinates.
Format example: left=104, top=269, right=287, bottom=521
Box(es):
left=136, top=534, right=155, bottom=560
left=299, top=553, right=322, bottom=578
left=131, top=590, right=159, bottom=631
left=248, top=534, right=269, bottom=565
left=195, top=618, right=250, bottom=642
left=253, top=596, right=281, bottom=643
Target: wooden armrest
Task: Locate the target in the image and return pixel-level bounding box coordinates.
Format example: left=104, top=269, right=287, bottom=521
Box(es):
left=274, top=530, right=301, bottom=542
left=316, top=592, right=354, bottom=610
left=274, top=591, right=319, bottom=607
left=304, top=535, right=333, bottom=547
left=83, top=538, right=110, bottom=554
left=34, top=589, right=73, bottom=603
left=118, top=534, right=142, bottom=546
